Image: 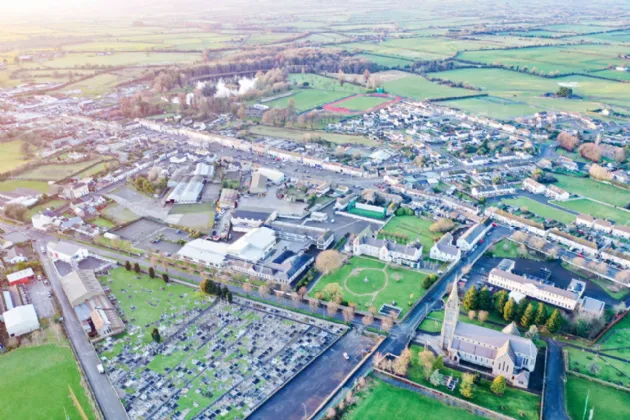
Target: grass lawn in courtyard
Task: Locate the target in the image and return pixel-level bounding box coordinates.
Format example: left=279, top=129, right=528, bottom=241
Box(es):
left=417, top=309, right=444, bottom=333
left=552, top=174, right=630, bottom=208
left=565, top=374, right=630, bottom=420
left=490, top=239, right=520, bottom=259
left=308, top=256, right=428, bottom=316
left=407, top=345, right=541, bottom=420
left=551, top=198, right=630, bottom=226
left=378, top=215, right=436, bottom=254
left=0, top=342, right=95, bottom=420
left=0, top=139, right=35, bottom=174
left=502, top=197, right=576, bottom=224
left=344, top=377, right=480, bottom=420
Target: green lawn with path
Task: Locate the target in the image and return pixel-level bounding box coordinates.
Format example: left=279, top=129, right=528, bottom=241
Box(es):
left=552, top=198, right=630, bottom=226
left=344, top=377, right=480, bottom=420
left=490, top=238, right=521, bottom=259
left=565, top=374, right=630, bottom=420
left=597, top=315, right=630, bottom=358
left=378, top=215, right=437, bottom=255
left=567, top=347, right=630, bottom=387
left=309, top=256, right=428, bottom=315
left=552, top=174, right=630, bottom=207
left=0, top=343, right=95, bottom=420
left=503, top=197, right=576, bottom=224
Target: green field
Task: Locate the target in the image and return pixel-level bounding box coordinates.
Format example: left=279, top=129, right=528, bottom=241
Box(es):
left=552, top=174, right=630, bottom=207
left=490, top=239, right=521, bottom=259
left=19, top=159, right=103, bottom=181
left=417, top=309, right=444, bottom=333
left=0, top=343, right=95, bottom=420
left=0, top=179, right=50, bottom=193
left=502, top=197, right=576, bottom=224
left=344, top=377, right=480, bottom=420
left=309, top=256, right=428, bottom=315
left=91, top=217, right=116, bottom=228
left=383, top=74, right=475, bottom=100
left=25, top=199, right=68, bottom=219
left=408, top=346, right=541, bottom=420
left=597, top=315, right=630, bottom=358
left=0, top=140, right=35, bottom=174
left=552, top=199, right=630, bottom=225
left=567, top=348, right=630, bottom=387
left=265, top=89, right=349, bottom=112
left=336, top=95, right=392, bottom=111
left=378, top=216, right=436, bottom=254
left=38, top=51, right=202, bottom=68
left=249, top=125, right=378, bottom=146
left=565, top=375, right=630, bottom=420
left=440, top=96, right=542, bottom=120
left=357, top=53, right=414, bottom=67
left=73, top=161, right=117, bottom=178
left=102, top=203, right=140, bottom=224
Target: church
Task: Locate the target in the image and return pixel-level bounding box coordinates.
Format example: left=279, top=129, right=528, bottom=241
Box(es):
left=440, top=284, right=538, bottom=388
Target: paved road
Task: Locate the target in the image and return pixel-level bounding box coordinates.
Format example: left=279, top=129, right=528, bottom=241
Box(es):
left=543, top=340, right=570, bottom=420
left=36, top=245, right=129, bottom=420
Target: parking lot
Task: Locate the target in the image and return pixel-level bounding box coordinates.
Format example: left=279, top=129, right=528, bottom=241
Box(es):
left=26, top=280, right=55, bottom=319
left=240, top=186, right=309, bottom=216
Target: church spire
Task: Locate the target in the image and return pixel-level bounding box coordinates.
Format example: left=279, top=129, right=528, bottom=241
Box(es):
left=440, top=282, right=460, bottom=350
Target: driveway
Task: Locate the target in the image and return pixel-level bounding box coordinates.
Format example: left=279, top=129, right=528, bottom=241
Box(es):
left=543, top=340, right=570, bottom=420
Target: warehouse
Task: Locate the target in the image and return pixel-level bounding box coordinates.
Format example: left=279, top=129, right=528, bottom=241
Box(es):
left=166, top=175, right=206, bottom=204
left=4, top=304, right=40, bottom=337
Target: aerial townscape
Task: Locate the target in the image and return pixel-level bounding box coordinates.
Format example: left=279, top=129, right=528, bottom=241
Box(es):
left=2, top=0, right=630, bottom=419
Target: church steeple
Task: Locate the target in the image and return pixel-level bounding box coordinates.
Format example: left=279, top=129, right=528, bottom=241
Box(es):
left=440, top=283, right=460, bottom=350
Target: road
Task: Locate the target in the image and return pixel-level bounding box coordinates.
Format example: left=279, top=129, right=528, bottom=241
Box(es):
left=35, top=244, right=129, bottom=420
left=542, top=340, right=570, bottom=420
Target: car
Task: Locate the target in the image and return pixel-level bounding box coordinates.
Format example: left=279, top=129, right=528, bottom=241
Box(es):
left=577, top=253, right=584, bottom=258
left=97, top=364, right=105, bottom=374
left=176, top=229, right=182, bottom=234
left=47, top=292, right=52, bottom=298
left=343, top=352, right=350, bottom=360
left=491, top=222, right=497, bottom=228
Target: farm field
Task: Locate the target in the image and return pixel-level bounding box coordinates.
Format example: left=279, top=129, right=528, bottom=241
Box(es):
left=249, top=125, right=377, bottom=146
left=593, top=70, right=630, bottom=82
left=0, top=179, right=50, bottom=193
left=502, top=197, right=576, bottom=224
left=288, top=73, right=365, bottom=94
left=264, top=89, right=348, bottom=112
left=552, top=199, right=630, bottom=225
left=552, top=174, right=630, bottom=207
left=36, top=51, right=201, bottom=68
left=378, top=215, right=436, bottom=254
left=61, top=73, right=125, bottom=96
left=0, top=340, right=95, bottom=420
left=407, top=345, right=541, bottom=420
left=308, top=256, right=428, bottom=316
left=440, top=96, right=543, bottom=120
left=19, top=159, right=103, bottom=181
left=565, top=375, right=630, bottom=420
left=344, top=377, right=480, bottom=420
left=356, top=53, right=414, bottom=68
left=383, top=74, right=475, bottom=101
left=73, top=161, right=118, bottom=178
left=0, top=140, right=34, bottom=174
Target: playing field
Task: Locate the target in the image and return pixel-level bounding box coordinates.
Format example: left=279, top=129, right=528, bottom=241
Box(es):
left=378, top=216, right=436, bottom=254
left=0, top=343, right=95, bottom=420
left=19, top=159, right=104, bottom=181
left=249, top=125, right=378, bottom=146
left=331, top=95, right=392, bottom=111
left=502, top=197, right=576, bottom=224
left=383, top=74, right=475, bottom=101
left=0, top=140, right=34, bottom=174
left=552, top=199, right=630, bottom=225
left=345, top=378, right=480, bottom=420
left=308, top=256, right=428, bottom=315
left=565, top=375, right=630, bottom=420
left=552, top=174, right=630, bottom=207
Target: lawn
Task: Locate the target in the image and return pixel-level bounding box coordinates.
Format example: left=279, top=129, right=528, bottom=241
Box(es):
left=502, top=197, right=576, bottom=224
left=565, top=374, right=630, bottom=420
left=417, top=309, right=444, bottom=333
left=490, top=238, right=520, bottom=259
left=25, top=199, right=68, bottom=219
left=264, top=88, right=349, bottom=112
left=0, top=140, right=34, bottom=174
left=0, top=343, right=95, bottom=420
left=19, top=159, right=103, bottom=181
left=335, top=95, right=392, bottom=111
left=383, top=74, right=475, bottom=101
left=74, top=161, right=117, bottom=178
left=552, top=198, right=630, bottom=226
left=91, top=217, right=116, bottom=229
left=344, top=377, right=480, bottom=420
left=308, top=256, right=428, bottom=316
left=440, top=96, right=542, bottom=120
left=249, top=125, right=377, bottom=146
left=597, top=315, right=630, bottom=358
left=407, top=346, right=541, bottom=420
left=0, top=179, right=50, bottom=193
left=567, top=347, right=630, bottom=387
left=378, top=215, right=436, bottom=254
left=552, top=174, right=630, bottom=207
left=357, top=53, right=414, bottom=68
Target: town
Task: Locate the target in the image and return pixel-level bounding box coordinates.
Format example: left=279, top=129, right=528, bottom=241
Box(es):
left=1, top=1, right=630, bottom=420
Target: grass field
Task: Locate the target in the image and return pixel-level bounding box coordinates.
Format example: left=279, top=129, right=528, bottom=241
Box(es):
left=0, top=179, right=50, bottom=193
left=102, top=203, right=140, bottom=224
left=335, top=95, right=392, bottom=111
left=90, top=217, right=116, bottom=229
left=0, top=342, right=95, bottom=420
left=19, top=159, right=103, bottom=181
left=73, top=161, right=117, bottom=178
left=378, top=216, right=436, bottom=254
left=502, top=197, right=576, bottom=224
left=440, top=95, right=543, bottom=120
left=408, top=345, right=541, bottom=420
left=565, top=374, right=630, bottom=420
left=264, top=89, right=350, bottom=112
left=597, top=315, right=630, bottom=358
left=552, top=198, right=630, bottom=225
left=491, top=239, right=521, bottom=259
left=417, top=309, right=444, bottom=333
left=357, top=53, right=414, bottom=68
left=567, top=348, right=630, bottom=387
left=39, top=51, right=202, bottom=68
left=0, top=140, right=34, bottom=174
left=249, top=125, right=377, bottom=146
left=383, top=74, right=474, bottom=101
left=552, top=174, right=630, bottom=207
left=308, top=256, right=428, bottom=315
left=344, top=377, right=480, bottom=420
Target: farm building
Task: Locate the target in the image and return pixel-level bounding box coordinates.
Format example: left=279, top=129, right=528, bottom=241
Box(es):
left=6, top=268, right=35, bottom=285
left=166, top=175, right=205, bottom=204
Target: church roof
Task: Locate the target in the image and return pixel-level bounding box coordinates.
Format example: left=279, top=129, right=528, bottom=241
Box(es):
left=454, top=322, right=537, bottom=358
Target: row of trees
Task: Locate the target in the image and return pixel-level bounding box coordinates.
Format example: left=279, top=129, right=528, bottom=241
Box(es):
left=200, top=278, right=233, bottom=303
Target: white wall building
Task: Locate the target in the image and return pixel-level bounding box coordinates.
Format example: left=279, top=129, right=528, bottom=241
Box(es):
left=430, top=233, right=461, bottom=262
left=3, top=304, right=40, bottom=337
left=47, top=241, right=89, bottom=264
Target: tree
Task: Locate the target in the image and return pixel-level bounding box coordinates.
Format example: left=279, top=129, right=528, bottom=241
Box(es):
left=490, top=375, right=507, bottom=396
left=430, top=369, right=442, bottom=386
left=468, top=310, right=477, bottom=320
left=459, top=373, right=475, bottom=399
left=309, top=299, right=318, bottom=313
left=589, top=163, right=613, bottom=181
left=148, top=267, right=155, bottom=279
left=503, top=298, right=516, bottom=322
left=258, top=284, right=270, bottom=300
left=342, top=306, right=355, bottom=323
left=133, top=262, right=141, bottom=274
left=322, top=282, right=344, bottom=303
left=525, top=325, right=539, bottom=340
left=381, top=315, right=394, bottom=332
left=521, top=303, right=535, bottom=328
left=516, top=298, right=529, bottom=320
left=337, top=69, right=345, bottom=86
left=423, top=274, right=438, bottom=289
left=429, top=218, right=455, bottom=233
left=243, top=282, right=252, bottom=296
left=162, top=273, right=169, bottom=283
left=494, top=290, right=509, bottom=314
left=535, top=303, right=547, bottom=325
left=418, top=350, right=436, bottom=379
left=315, top=250, right=344, bottom=275
left=478, top=310, right=489, bottom=323
left=327, top=300, right=339, bottom=317
left=433, top=355, right=444, bottom=371
left=556, top=86, right=573, bottom=98
left=546, top=309, right=562, bottom=333
left=462, top=286, right=479, bottom=311
left=3, top=203, right=27, bottom=221
left=556, top=131, right=579, bottom=152
left=478, top=287, right=491, bottom=310
left=362, top=312, right=374, bottom=327
left=125, top=261, right=132, bottom=271
left=226, top=291, right=233, bottom=303
left=363, top=69, right=371, bottom=85
left=578, top=143, right=601, bottom=163
left=394, top=347, right=412, bottom=376
left=151, top=328, right=161, bottom=343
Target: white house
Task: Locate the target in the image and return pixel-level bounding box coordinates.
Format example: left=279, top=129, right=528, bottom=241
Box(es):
left=32, top=210, right=56, bottom=231
left=612, top=225, right=630, bottom=240
left=430, top=233, right=461, bottom=262
left=46, top=241, right=89, bottom=264
left=456, top=223, right=490, bottom=252
left=576, top=214, right=595, bottom=229
left=545, top=185, right=570, bottom=201
left=63, top=182, right=90, bottom=200
left=523, top=178, right=546, bottom=194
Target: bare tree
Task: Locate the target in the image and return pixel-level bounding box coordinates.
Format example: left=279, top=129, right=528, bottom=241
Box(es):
left=290, top=291, right=301, bottom=307
left=308, top=298, right=319, bottom=312
left=242, top=282, right=252, bottom=296
left=615, top=270, right=630, bottom=285
left=342, top=306, right=355, bottom=323
left=315, top=250, right=344, bottom=275
left=381, top=315, right=394, bottom=332
left=362, top=312, right=374, bottom=327
left=258, top=284, right=270, bottom=299
left=298, top=286, right=308, bottom=299
left=572, top=257, right=587, bottom=268
left=327, top=300, right=339, bottom=317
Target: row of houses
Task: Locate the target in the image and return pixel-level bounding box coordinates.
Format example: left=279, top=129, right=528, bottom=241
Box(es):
left=576, top=214, right=630, bottom=239
left=429, top=223, right=490, bottom=263
left=523, top=178, right=570, bottom=201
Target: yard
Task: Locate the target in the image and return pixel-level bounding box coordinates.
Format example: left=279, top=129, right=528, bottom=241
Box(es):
left=552, top=198, right=630, bottom=226
left=19, top=159, right=104, bottom=181
left=90, top=217, right=116, bottom=229
left=490, top=238, right=521, bottom=259
left=0, top=337, right=95, bottom=420
left=0, top=139, right=34, bottom=174
left=344, top=377, right=480, bottom=420
left=502, top=197, right=576, bottom=224
left=407, top=345, right=541, bottom=420
left=552, top=174, right=630, bottom=207
left=565, top=375, right=630, bottom=420
left=308, top=256, right=428, bottom=316
left=378, top=215, right=436, bottom=255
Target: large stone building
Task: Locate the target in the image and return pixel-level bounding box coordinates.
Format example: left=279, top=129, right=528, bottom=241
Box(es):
left=440, top=285, right=537, bottom=388
left=352, top=227, right=422, bottom=267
